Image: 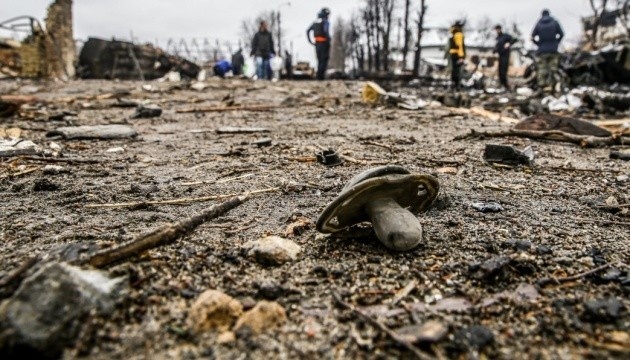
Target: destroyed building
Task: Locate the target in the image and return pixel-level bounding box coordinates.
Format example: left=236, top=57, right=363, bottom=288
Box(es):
left=0, top=0, right=75, bottom=79
left=77, top=38, right=201, bottom=80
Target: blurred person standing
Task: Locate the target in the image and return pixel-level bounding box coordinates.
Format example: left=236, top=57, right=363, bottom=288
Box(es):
left=251, top=21, right=275, bottom=80
left=493, top=25, right=517, bottom=91
left=531, top=9, right=564, bottom=93
left=307, top=7, right=331, bottom=80
left=448, top=21, right=466, bottom=90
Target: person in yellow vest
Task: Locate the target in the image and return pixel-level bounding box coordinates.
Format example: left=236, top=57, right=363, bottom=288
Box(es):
left=448, top=21, right=466, bottom=90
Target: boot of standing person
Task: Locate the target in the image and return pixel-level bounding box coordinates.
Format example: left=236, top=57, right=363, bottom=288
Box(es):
left=307, top=7, right=331, bottom=81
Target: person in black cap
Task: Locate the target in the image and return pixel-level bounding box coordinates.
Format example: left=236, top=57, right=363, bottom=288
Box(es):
left=493, top=25, right=517, bottom=91
left=531, top=9, right=564, bottom=92
left=448, top=20, right=466, bottom=90
left=307, top=7, right=331, bottom=80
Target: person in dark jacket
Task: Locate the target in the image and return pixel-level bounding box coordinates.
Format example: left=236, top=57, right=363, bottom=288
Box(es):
left=251, top=21, right=275, bottom=80
left=231, top=49, right=245, bottom=76
left=307, top=7, right=331, bottom=80
left=448, top=21, right=466, bottom=90
left=493, top=25, right=517, bottom=90
left=531, top=9, right=564, bottom=91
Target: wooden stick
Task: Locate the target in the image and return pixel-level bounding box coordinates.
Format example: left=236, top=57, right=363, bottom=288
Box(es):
left=176, top=105, right=278, bottom=113
left=363, top=141, right=394, bottom=151
left=84, top=187, right=278, bottom=208
left=0, top=256, right=40, bottom=299
left=456, top=129, right=628, bottom=148
left=449, top=106, right=521, bottom=124
left=180, top=173, right=254, bottom=186
left=79, top=195, right=248, bottom=268
left=540, top=263, right=614, bottom=287
left=332, top=292, right=434, bottom=360
left=17, top=156, right=101, bottom=164
left=391, top=280, right=418, bottom=306
left=574, top=218, right=630, bottom=226
left=0, top=167, right=39, bottom=179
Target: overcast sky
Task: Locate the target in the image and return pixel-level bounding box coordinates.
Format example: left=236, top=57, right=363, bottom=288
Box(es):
left=3, top=0, right=594, bottom=63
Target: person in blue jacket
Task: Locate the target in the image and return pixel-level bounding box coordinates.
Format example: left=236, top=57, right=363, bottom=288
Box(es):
left=307, top=8, right=331, bottom=80
left=531, top=9, right=564, bottom=92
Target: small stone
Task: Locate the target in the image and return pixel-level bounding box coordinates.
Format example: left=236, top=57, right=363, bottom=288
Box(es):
left=234, top=301, right=286, bottom=334
left=106, top=147, right=125, bottom=153
left=436, top=167, right=458, bottom=175
left=187, top=290, right=243, bottom=334
left=479, top=256, right=511, bottom=277
left=131, top=104, right=162, bottom=119
left=33, top=178, right=59, bottom=192
left=397, top=321, right=448, bottom=343
left=583, top=298, right=624, bottom=322
left=616, top=175, right=628, bottom=183
left=256, top=280, right=285, bottom=300
left=536, top=245, right=553, bottom=255
left=471, top=201, right=504, bottom=213
left=0, top=262, right=124, bottom=358
left=244, top=236, right=301, bottom=266
left=600, top=267, right=622, bottom=282
left=252, top=138, right=272, bottom=147
left=49, top=142, right=62, bottom=150
left=217, top=331, right=236, bottom=344
left=42, top=165, right=65, bottom=174
left=453, top=325, right=495, bottom=351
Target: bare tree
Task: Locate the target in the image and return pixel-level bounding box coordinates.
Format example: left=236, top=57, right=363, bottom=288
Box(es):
left=616, top=0, right=630, bottom=36
left=476, top=16, right=495, bottom=49
left=412, top=0, right=428, bottom=77
left=330, top=17, right=349, bottom=71
left=379, top=0, right=396, bottom=72
left=402, top=0, right=411, bottom=70
left=589, top=0, right=610, bottom=48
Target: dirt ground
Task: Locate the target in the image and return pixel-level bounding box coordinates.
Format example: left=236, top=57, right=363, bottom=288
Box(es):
left=1, top=78, right=628, bottom=359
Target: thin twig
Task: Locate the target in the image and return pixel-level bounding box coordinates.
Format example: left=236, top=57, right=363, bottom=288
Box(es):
left=332, top=292, right=434, bottom=360
left=84, top=187, right=279, bottom=208
left=79, top=195, right=248, bottom=268
left=176, top=105, right=278, bottom=113
left=574, top=218, right=630, bottom=226
left=391, top=280, right=418, bottom=306
left=180, top=173, right=254, bottom=186
left=0, top=167, right=39, bottom=179
left=456, top=128, right=628, bottom=148
left=363, top=141, right=394, bottom=151
left=556, top=263, right=613, bottom=283
left=17, top=156, right=101, bottom=164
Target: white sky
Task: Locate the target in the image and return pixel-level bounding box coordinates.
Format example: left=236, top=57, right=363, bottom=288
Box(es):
left=2, top=0, right=595, bottom=63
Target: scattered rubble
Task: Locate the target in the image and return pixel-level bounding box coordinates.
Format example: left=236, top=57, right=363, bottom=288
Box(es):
left=233, top=301, right=287, bottom=335
left=130, top=105, right=162, bottom=119
left=244, top=236, right=302, bottom=266
left=0, top=262, right=125, bottom=358
left=471, top=202, right=504, bottom=213
left=46, top=125, right=138, bottom=140
left=78, top=38, right=200, bottom=80
left=484, top=144, right=534, bottom=166
left=187, top=290, right=243, bottom=333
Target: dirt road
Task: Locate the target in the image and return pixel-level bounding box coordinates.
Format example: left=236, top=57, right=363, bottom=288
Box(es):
left=1, top=79, right=628, bottom=359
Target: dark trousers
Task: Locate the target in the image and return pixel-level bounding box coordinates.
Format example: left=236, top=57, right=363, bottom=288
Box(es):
left=450, top=54, right=462, bottom=89
left=315, top=42, right=330, bottom=80
left=498, top=54, right=510, bottom=89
